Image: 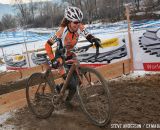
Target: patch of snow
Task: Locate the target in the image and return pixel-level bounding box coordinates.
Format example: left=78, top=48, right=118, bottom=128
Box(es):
left=136, top=12, right=145, bottom=16
left=153, top=11, right=160, bottom=15
left=27, top=28, right=57, bottom=34
left=0, top=112, right=12, bottom=124
left=0, top=64, right=6, bottom=72
left=111, top=71, right=160, bottom=82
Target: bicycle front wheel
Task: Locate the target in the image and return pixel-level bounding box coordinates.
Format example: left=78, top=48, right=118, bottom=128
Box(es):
left=26, top=72, right=54, bottom=119
left=77, top=67, right=111, bottom=126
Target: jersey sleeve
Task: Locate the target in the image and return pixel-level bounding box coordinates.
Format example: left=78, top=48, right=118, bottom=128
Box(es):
left=45, top=42, right=54, bottom=60
left=79, top=23, right=95, bottom=43
left=47, top=27, right=64, bottom=45
left=45, top=27, right=64, bottom=60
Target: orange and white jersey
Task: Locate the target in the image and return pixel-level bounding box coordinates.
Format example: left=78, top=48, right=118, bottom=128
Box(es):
left=45, top=23, right=94, bottom=60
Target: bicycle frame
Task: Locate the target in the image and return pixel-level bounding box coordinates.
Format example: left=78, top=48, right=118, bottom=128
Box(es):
left=49, top=43, right=98, bottom=98
left=59, top=58, right=83, bottom=97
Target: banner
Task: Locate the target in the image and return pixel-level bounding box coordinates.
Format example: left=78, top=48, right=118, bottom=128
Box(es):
left=3, top=37, right=129, bottom=69
left=132, top=28, right=160, bottom=71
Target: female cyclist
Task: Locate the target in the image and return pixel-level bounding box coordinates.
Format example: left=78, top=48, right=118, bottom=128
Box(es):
left=45, top=6, right=101, bottom=108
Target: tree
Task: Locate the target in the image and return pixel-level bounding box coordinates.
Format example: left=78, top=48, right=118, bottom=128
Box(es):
left=143, top=0, right=155, bottom=13
left=8, top=0, right=144, bottom=28
left=12, top=0, right=29, bottom=26
left=1, top=14, right=16, bottom=30
left=0, top=21, right=3, bottom=31
left=29, top=0, right=35, bottom=22
left=135, top=0, right=140, bottom=11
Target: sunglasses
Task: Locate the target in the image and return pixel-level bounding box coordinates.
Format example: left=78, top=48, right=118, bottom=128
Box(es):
left=73, top=21, right=80, bottom=24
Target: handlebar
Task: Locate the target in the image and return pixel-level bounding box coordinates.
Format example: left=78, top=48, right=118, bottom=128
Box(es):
left=72, top=43, right=100, bottom=60
left=57, top=42, right=101, bottom=64
left=70, top=43, right=100, bottom=58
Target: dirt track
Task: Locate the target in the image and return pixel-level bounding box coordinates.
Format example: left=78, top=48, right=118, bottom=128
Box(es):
left=1, top=74, right=160, bottom=130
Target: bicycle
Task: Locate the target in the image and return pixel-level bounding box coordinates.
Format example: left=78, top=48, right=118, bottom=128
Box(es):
left=26, top=43, right=111, bottom=126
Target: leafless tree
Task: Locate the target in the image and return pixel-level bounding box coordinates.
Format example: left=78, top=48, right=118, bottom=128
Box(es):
left=0, top=21, right=3, bottom=31
left=12, top=0, right=29, bottom=25
left=135, top=0, right=140, bottom=11
left=6, top=0, right=159, bottom=28
left=29, top=0, right=35, bottom=22
left=1, top=14, right=16, bottom=30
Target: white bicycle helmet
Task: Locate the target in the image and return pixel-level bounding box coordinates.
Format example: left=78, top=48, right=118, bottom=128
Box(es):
left=65, top=6, right=83, bottom=22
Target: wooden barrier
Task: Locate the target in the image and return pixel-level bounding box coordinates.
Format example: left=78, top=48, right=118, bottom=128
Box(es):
left=97, top=60, right=125, bottom=79
left=0, top=59, right=131, bottom=114
left=0, top=65, right=43, bottom=84
left=0, top=71, right=22, bottom=84
left=20, top=65, right=43, bottom=78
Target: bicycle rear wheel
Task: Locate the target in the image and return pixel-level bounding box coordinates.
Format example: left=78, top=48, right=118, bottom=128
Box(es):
left=77, top=67, right=111, bottom=126
left=26, top=72, right=54, bottom=118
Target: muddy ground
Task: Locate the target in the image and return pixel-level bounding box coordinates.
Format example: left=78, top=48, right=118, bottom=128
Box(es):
left=1, top=74, right=160, bottom=130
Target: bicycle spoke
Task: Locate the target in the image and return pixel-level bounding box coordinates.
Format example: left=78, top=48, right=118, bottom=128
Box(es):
left=77, top=67, right=111, bottom=126
left=26, top=73, right=55, bottom=118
